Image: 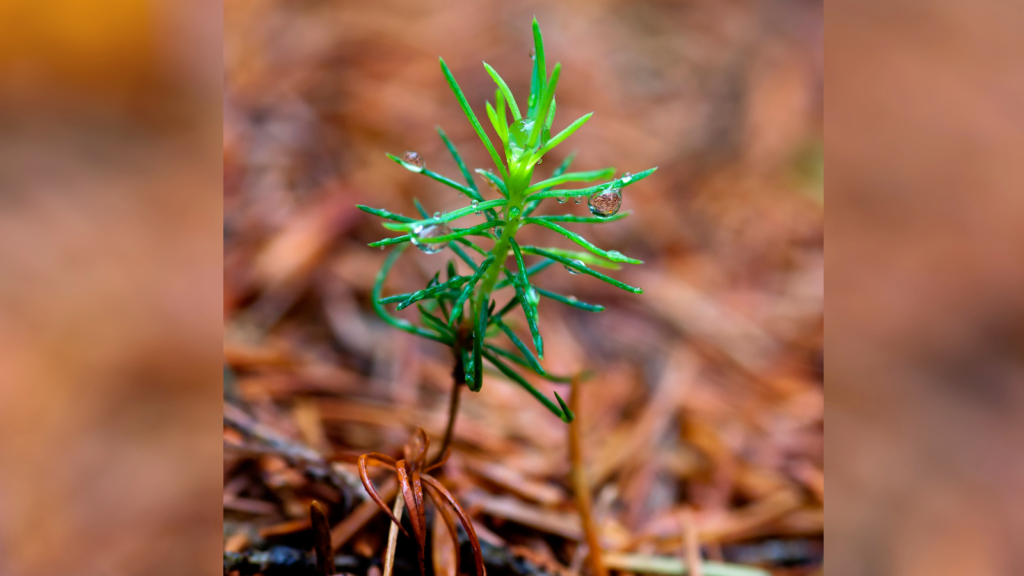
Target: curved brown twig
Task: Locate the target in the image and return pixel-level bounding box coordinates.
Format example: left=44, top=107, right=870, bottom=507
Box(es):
left=397, top=462, right=428, bottom=576
left=422, top=475, right=486, bottom=576
left=357, top=428, right=484, bottom=576
left=405, top=427, right=430, bottom=469
left=358, top=454, right=408, bottom=537
left=425, top=446, right=451, bottom=473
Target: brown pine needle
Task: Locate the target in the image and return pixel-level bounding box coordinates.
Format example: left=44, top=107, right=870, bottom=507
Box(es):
left=310, top=500, right=334, bottom=576
left=569, top=375, right=609, bottom=576
left=681, top=507, right=703, bottom=576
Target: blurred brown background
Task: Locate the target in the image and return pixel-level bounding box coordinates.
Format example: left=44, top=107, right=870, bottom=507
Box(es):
left=0, top=0, right=223, bottom=575
left=224, top=0, right=821, bottom=575
left=828, top=0, right=1024, bottom=574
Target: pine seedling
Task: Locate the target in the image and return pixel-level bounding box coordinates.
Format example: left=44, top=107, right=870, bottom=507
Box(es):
left=360, top=18, right=656, bottom=430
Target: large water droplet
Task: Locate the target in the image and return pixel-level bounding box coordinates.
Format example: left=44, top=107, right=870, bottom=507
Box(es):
left=401, top=151, right=425, bottom=172
left=557, top=196, right=567, bottom=204
left=411, top=223, right=452, bottom=254
left=526, top=287, right=540, bottom=307
left=621, top=171, right=633, bottom=184
left=508, top=118, right=535, bottom=160
left=574, top=197, right=581, bottom=204
left=588, top=186, right=622, bottom=217
left=471, top=199, right=480, bottom=213
left=564, top=259, right=585, bottom=275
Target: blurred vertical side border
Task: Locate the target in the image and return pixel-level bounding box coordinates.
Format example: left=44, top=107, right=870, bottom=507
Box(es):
left=0, top=1, right=223, bottom=575
left=828, top=0, right=1024, bottom=574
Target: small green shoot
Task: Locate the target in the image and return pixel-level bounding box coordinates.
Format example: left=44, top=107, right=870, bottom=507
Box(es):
left=362, top=18, right=656, bottom=423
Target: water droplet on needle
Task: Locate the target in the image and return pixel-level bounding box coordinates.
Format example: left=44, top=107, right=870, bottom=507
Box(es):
left=411, top=223, right=452, bottom=254
left=588, top=186, right=622, bottom=217
left=564, top=259, right=585, bottom=275
left=401, top=151, right=425, bottom=172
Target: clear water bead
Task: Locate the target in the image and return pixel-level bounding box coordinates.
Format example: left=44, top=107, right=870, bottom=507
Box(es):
left=508, top=118, right=535, bottom=160
left=588, top=186, right=622, bottom=217
left=471, top=200, right=480, bottom=212
left=411, top=223, right=452, bottom=254
left=621, top=171, right=633, bottom=183
left=526, top=287, right=540, bottom=307
left=574, top=197, right=581, bottom=204
left=401, top=151, right=425, bottom=171
left=564, top=259, right=585, bottom=275
left=557, top=196, right=568, bottom=204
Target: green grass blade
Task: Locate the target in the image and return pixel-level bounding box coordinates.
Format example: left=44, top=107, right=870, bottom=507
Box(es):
left=372, top=244, right=452, bottom=344
left=484, top=343, right=575, bottom=383
left=395, top=275, right=471, bottom=310
left=474, top=168, right=508, bottom=197
left=554, top=391, right=573, bottom=422
left=494, top=318, right=543, bottom=373
left=534, top=247, right=621, bottom=270
left=448, top=255, right=495, bottom=327
left=534, top=286, right=604, bottom=312
left=531, top=17, right=547, bottom=109
left=528, top=63, right=560, bottom=148
left=435, top=125, right=482, bottom=199
left=483, top=62, right=521, bottom=121
left=522, top=217, right=643, bottom=264
left=522, top=152, right=575, bottom=218
left=383, top=198, right=507, bottom=231
left=529, top=167, right=657, bottom=200
left=418, top=304, right=454, bottom=337
left=481, top=349, right=572, bottom=422
left=368, top=234, right=412, bottom=248
left=462, top=346, right=476, bottom=390
left=455, top=237, right=489, bottom=257
left=508, top=238, right=543, bottom=357
left=357, top=205, right=416, bottom=223
left=522, top=245, right=643, bottom=294
left=544, top=97, right=556, bottom=133
left=414, top=221, right=504, bottom=245
left=528, top=45, right=540, bottom=116
left=413, top=198, right=430, bottom=218
left=494, top=258, right=555, bottom=289
left=496, top=88, right=512, bottom=162
left=550, top=151, right=576, bottom=178
left=532, top=211, right=631, bottom=224
left=490, top=295, right=520, bottom=324
left=439, top=58, right=508, bottom=180
left=530, top=112, right=592, bottom=161
left=485, top=101, right=505, bottom=143
left=526, top=168, right=617, bottom=193
left=386, top=153, right=481, bottom=200
left=471, top=296, right=487, bottom=391
left=450, top=241, right=481, bottom=269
